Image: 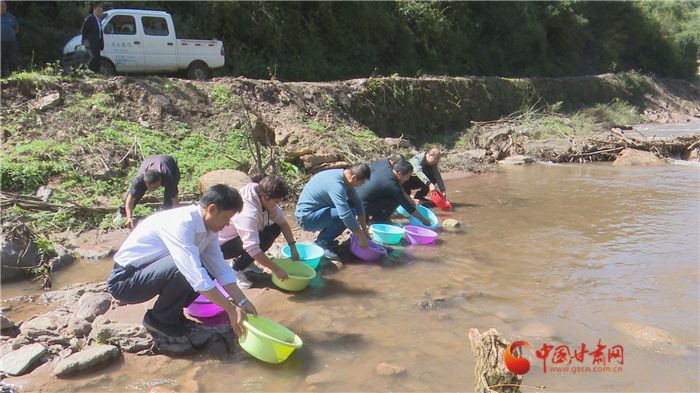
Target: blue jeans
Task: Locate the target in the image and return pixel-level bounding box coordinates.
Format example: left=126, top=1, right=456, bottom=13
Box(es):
left=297, top=207, right=357, bottom=244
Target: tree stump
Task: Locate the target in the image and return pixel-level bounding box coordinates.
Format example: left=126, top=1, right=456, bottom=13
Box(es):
left=468, top=328, right=522, bottom=393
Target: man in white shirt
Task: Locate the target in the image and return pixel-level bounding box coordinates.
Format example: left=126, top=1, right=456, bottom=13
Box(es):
left=108, top=184, right=257, bottom=338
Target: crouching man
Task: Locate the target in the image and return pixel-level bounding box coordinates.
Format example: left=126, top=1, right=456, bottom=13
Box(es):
left=107, top=184, right=257, bottom=338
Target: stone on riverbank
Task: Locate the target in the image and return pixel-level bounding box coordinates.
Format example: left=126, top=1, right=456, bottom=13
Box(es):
left=198, top=169, right=251, bottom=193
left=376, top=362, right=406, bottom=375
left=612, top=148, right=668, bottom=166
left=497, top=155, right=535, bottom=165
left=0, top=342, right=47, bottom=376
left=443, top=219, right=460, bottom=228
left=90, top=321, right=153, bottom=353
left=52, top=344, right=121, bottom=378
left=75, top=292, right=112, bottom=322
left=0, top=314, right=14, bottom=330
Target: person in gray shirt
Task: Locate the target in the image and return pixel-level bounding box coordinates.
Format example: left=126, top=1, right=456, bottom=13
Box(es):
left=402, top=147, right=446, bottom=204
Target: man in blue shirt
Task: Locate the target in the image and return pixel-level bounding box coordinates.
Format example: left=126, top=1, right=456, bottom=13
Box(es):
left=295, top=163, right=371, bottom=259
left=1, top=1, right=20, bottom=77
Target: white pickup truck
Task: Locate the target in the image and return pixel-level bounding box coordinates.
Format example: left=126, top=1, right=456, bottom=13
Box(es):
left=62, top=9, right=225, bottom=80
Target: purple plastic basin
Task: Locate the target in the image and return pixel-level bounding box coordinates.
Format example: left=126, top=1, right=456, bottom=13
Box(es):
left=350, top=233, right=388, bottom=260
left=184, top=279, right=230, bottom=318
left=404, top=225, right=439, bottom=244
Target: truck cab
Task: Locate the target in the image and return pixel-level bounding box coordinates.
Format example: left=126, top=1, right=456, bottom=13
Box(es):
left=63, top=9, right=225, bottom=80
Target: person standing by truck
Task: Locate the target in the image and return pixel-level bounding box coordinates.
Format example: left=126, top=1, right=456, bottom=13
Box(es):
left=81, top=3, right=104, bottom=74
left=1, top=0, right=20, bottom=77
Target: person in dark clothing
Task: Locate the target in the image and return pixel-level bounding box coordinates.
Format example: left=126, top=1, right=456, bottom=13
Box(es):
left=402, top=147, right=446, bottom=204
left=1, top=1, right=20, bottom=77
left=80, top=3, right=104, bottom=74
left=368, top=153, right=404, bottom=173
left=118, top=154, right=181, bottom=228
left=357, top=160, right=432, bottom=225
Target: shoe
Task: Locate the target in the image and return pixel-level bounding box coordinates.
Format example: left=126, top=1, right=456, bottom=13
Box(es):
left=315, top=241, right=339, bottom=260
left=180, top=316, right=198, bottom=328
left=235, top=270, right=252, bottom=289
left=142, top=310, right=193, bottom=338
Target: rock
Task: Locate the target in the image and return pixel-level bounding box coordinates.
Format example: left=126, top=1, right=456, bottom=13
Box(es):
left=94, top=168, right=122, bottom=181
left=443, top=219, right=460, bottom=228
left=198, top=169, right=252, bottom=194
left=497, top=155, right=535, bottom=165
left=612, top=148, right=668, bottom=166
left=48, top=244, right=76, bottom=272
left=0, top=343, right=47, bottom=376
left=179, top=380, right=199, bottom=393
left=153, top=94, right=170, bottom=105
left=65, top=319, right=92, bottom=338
left=35, top=186, right=53, bottom=202
left=253, top=120, right=276, bottom=145
left=301, top=154, right=339, bottom=169
left=0, top=314, right=14, bottom=330
left=72, top=246, right=114, bottom=260
left=152, top=324, right=235, bottom=355
left=52, top=344, right=121, bottom=378
left=27, top=91, right=62, bottom=111
left=287, top=148, right=313, bottom=158
left=74, top=292, right=112, bottom=322
left=20, top=311, right=68, bottom=339
left=523, top=139, right=571, bottom=156
left=376, top=362, right=406, bottom=375
left=308, top=161, right=351, bottom=174
left=306, top=371, right=334, bottom=385
left=464, top=149, right=487, bottom=159
left=383, top=137, right=411, bottom=148
left=90, top=322, right=153, bottom=353
left=11, top=335, right=32, bottom=350
left=1, top=224, right=39, bottom=281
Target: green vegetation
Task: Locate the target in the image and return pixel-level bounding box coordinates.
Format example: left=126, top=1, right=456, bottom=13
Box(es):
left=5, top=1, right=699, bottom=82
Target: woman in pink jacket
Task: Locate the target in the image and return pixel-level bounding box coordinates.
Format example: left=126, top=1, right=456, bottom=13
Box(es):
left=219, top=175, right=300, bottom=289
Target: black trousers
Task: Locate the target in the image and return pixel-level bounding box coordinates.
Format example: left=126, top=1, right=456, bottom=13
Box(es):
left=220, top=224, right=281, bottom=271
left=402, top=176, right=432, bottom=200
left=107, top=256, right=200, bottom=325
left=0, top=41, right=19, bottom=77
left=364, top=197, right=400, bottom=223
left=87, top=47, right=101, bottom=74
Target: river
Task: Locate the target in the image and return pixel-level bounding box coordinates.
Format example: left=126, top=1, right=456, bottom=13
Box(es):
left=2, top=160, right=699, bottom=392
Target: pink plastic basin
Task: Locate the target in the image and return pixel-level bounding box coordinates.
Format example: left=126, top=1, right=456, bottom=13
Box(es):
left=404, top=225, right=439, bottom=244
left=350, top=233, right=388, bottom=260
left=184, top=279, right=230, bottom=318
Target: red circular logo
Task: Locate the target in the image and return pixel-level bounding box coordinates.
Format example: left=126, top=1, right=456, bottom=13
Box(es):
left=504, top=341, right=534, bottom=375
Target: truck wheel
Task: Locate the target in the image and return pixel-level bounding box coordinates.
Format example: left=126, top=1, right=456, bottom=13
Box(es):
left=187, top=62, right=210, bottom=80
left=100, top=60, right=116, bottom=77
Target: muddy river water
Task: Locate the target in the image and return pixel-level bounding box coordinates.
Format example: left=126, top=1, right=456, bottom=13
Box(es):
left=2, top=161, right=699, bottom=392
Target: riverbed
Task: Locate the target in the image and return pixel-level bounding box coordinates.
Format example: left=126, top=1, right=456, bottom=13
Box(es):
left=2, top=161, right=699, bottom=392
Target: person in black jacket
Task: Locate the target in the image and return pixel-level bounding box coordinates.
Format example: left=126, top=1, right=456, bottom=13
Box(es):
left=357, top=160, right=432, bottom=226
left=81, top=3, right=104, bottom=74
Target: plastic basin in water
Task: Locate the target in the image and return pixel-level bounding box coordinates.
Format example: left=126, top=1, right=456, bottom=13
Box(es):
left=395, top=205, right=410, bottom=217
left=370, top=224, right=405, bottom=244
left=184, top=280, right=230, bottom=318
left=282, top=243, right=324, bottom=269
left=239, top=315, right=303, bottom=364
left=404, top=225, right=439, bottom=244
left=430, top=191, right=452, bottom=211
left=349, top=233, right=387, bottom=260
left=270, top=259, right=317, bottom=291
left=408, top=205, right=439, bottom=229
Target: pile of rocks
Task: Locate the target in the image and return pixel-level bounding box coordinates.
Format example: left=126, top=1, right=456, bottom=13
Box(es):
left=0, top=281, right=237, bottom=383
